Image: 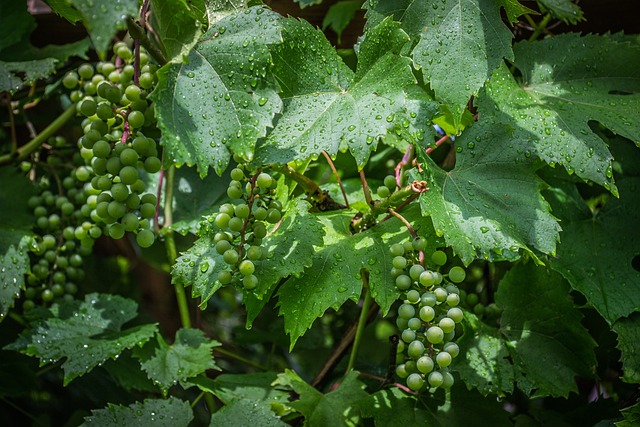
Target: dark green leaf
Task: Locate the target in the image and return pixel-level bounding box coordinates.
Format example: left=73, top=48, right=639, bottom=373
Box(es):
left=208, top=398, right=288, bottom=426
left=498, top=0, right=538, bottom=24
left=67, top=0, right=139, bottom=59
left=616, top=401, right=640, bottom=427
left=152, top=6, right=283, bottom=176
left=412, top=0, right=514, bottom=127
left=0, top=59, right=58, bottom=93
left=322, top=1, right=363, bottom=41
left=416, top=122, right=561, bottom=264
left=81, top=397, right=193, bottom=426
left=536, top=0, right=584, bottom=24
left=479, top=34, right=640, bottom=191
left=294, top=0, right=323, bottom=7
left=549, top=178, right=640, bottom=324
left=203, top=372, right=289, bottom=404
left=254, top=17, right=436, bottom=168
left=613, top=313, right=640, bottom=384
left=44, top=0, right=83, bottom=23
left=496, top=263, right=597, bottom=397
left=5, top=293, right=158, bottom=385
left=0, top=1, right=35, bottom=52
left=149, top=0, right=203, bottom=62
left=274, top=369, right=367, bottom=426
left=135, top=328, right=220, bottom=394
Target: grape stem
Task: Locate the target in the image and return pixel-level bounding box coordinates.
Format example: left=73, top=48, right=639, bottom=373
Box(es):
left=0, top=103, right=77, bottom=166
left=162, top=165, right=192, bottom=329
left=125, top=16, right=167, bottom=65
left=359, top=169, right=374, bottom=207
left=387, top=209, right=416, bottom=238
left=351, top=185, right=419, bottom=232
left=271, top=164, right=346, bottom=211
left=395, top=144, right=413, bottom=186
left=346, top=270, right=373, bottom=374
left=425, top=134, right=450, bottom=156
left=321, top=150, right=349, bottom=208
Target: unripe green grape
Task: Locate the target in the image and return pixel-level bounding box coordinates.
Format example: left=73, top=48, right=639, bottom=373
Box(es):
left=425, top=326, right=444, bottom=344
left=419, top=270, right=436, bottom=287
left=75, top=166, right=92, bottom=182
left=448, top=266, right=466, bottom=283
left=230, top=168, right=244, bottom=181
left=395, top=274, right=412, bottom=290
left=433, top=287, right=448, bottom=302
left=407, top=317, right=422, bottom=330
left=96, top=102, right=114, bottom=120
left=256, top=172, right=273, bottom=189
left=266, top=208, right=281, bottom=224
left=79, top=98, right=97, bottom=117
left=125, top=193, right=141, bottom=209
left=63, top=72, right=79, bottom=89
left=130, top=179, right=146, bottom=194
left=218, top=270, right=232, bottom=285
left=419, top=306, right=435, bottom=322
left=111, top=183, right=129, bottom=202
left=128, top=110, right=145, bottom=128
left=439, top=317, right=456, bottom=334
left=407, top=340, right=425, bottom=359
left=139, top=203, right=156, bottom=219
left=392, top=256, right=407, bottom=269
left=409, top=264, right=425, bottom=280
left=106, top=157, right=122, bottom=175
left=119, top=166, right=138, bottom=185
left=223, top=249, right=239, bottom=265
left=253, top=206, right=268, bottom=221
left=395, top=364, right=409, bottom=379
left=227, top=185, right=243, bottom=199
left=144, top=157, right=162, bottom=173
left=120, top=148, right=139, bottom=166
left=376, top=186, right=390, bottom=198
left=136, top=229, right=155, bottom=248
left=384, top=175, right=397, bottom=190
left=253, top=223, right=267, bottom=239
left=447, top=307, right=464, bottom=323
left=121, top=212, right=139, bottom=231
left=412, top=236, right=427, bottom=251
left=446, top=293, right=460, bottom=307
left=406, top=373, right=424, bottom=391
left=436, top=351, right=452, bottom=368
left=92, top=140, right=111, bottom=158
left=235, top=204, right=250, bottom=219
left=214, top=212, right=231, bottom=229
left=140, top=194, right=157, bottom=205
left=139, top=72, right=154, bottom=89
left=246, top=246, right=263, bottom=261
left=132, top=136, right=149, bottom=154
left=443, top=342, right=460, bottom=358
left=228, top=216, right=244, bottom=232
left=243, top=274, right=258, bottom=289
left=417, top=356, right=434, bottom=374
left=431, top=250, right=447, bottom=266
left=403, top=241, right=414, bottom=253
left=398, top=303, right=415, bottom=319
left=238, top=260, right=255, bottom=276
left=428, top=371, right=444, bottom=388
left=104, top=85, right=122, bottom=104
left=396, top=317, right=408, bottom=330
left=401, top=328, right=416, bottom=343
left=215, top=240, right=232, bottom=255
left=107, top=201, right=126, bottom=218
left=41, top=289, right=54, bottom=302
left=125, top=84, right=141, bottom=101
left=406, top=289, right=420, bottom=304
left=108, top=223, right=125, bottom=239
left=466, top=293, right=479, bottom=306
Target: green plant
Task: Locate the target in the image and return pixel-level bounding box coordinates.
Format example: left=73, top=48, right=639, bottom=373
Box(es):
left=1, top=0, right=639, bottom=425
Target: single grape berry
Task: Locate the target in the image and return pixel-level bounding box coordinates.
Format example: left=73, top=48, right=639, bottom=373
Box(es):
left=136, top=230, right=155, bottom=248
left=431, top=250, right=447, bottom=266
left=406, top=373, right=424, bottom=391
left=448, top=266, right=466, bottom=283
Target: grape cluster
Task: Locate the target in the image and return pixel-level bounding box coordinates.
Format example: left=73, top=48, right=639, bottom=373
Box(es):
left=209, top=167, right=281, bottom=290
left=391, top=240, right=465, bottom=392
left=61, top=42, right=160, bottom=248
left=24, top=145, right=100, bottom=308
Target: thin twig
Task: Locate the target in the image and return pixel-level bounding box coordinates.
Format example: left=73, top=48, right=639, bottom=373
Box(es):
left=359, top=169, right=373, bottom=207
left=425, top=134, right=450, bottom=155
left=322, top=150, right=349, bottom=208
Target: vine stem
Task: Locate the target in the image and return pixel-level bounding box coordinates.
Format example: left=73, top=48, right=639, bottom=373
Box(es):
left=346, top=270, right=373, bottom=373
left=163, top=165, right=192, bottom=329
left=527, top=13, right=552, bottom=42
left=425, top=134, right=450, bottom=155
left=359, top=169, right=374, bottom=207
left=0, top=103, right=76, bottom=166
left=214, top=347, right=268, bottom=371
left=322, top=150, right=349, bottom=208
left=387, top=209, right=416, bottom=238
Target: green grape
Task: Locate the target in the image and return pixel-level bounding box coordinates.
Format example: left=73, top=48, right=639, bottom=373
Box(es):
left=63, top=72, right=79, bottom=89
left=96, top=102, right=114, bottom=120
left=79, top=98, right=97, bottom=117
left=447, top=307, right=464, bottom=323
left=107, top=201, right=126, bottom=219
left=419, top=306, right=435, bottom=322
left=227, top=185, right=243, bottom=199
left=125, top=84, right=141, bottom=101
left=120, top=148, right=139, bottom=166
left=214, top=213, right=231, bottom=229
left=439, top=317, right=456, bottom=334
left=395, top=364, right=409, bottom=379
left=396, top=317, right=408, bottom=330
left=92, top=140, right=111, bottom=158
left=139, top=203, right=156, bottom=219
left=417, top=356, right=434, bottom=374
left=409, top=264, right=424, bottom=280
left=407, top=340, right=425, bottom=359
left=401, top=328, right=416, bottom=343
left=228, top=217, right=244, bottom=232
left=144, top=157, right=161, bottom=173
left=407, top=317, right=422, bottom=330
left=256, top=172, right=273, bottom=189
left=425, top=326, right=444, bottom=344
left=119, top=166, right=138, bottom=185
left=106, top=157, right=122, bottom=175
left=392, top=256, right=407, bottom=269
left=78, top=63, right=94, bottom=79
left=223, top=249, right=239, bottom=265
left=428, top=371, right=444, bottom=388
left=419, top=270, right=436, bottom=287
left=395, top=274, right=412, bottom=290
left=121, top=212, right=139, bottom=231
left=446, top=293, right=460, bottom=307
left=398, top=303, right=415, bottom=319
left=136, top=230, right=155, bottom=248
left=235, top=204, right=250, bottom=219
left=436, top=351, right=452, bottom=368
left=218, top=270, right=232, bottom=285
left=230, top=168, right=244, bottom=181
left=128, top=110, right=145, bottom=128
left=406, top=373, right=424, bottom=391
left=383, top=175, right=397, bottom=189
left=108, top=223, right=125, bottom=239
left=443, top=342, right=460, bottom=358
left=139, top=72, right=154, bottom=89
left=433, top=287, right=448, bottom=302
left=266, top=208, right=281, bottom=224
left=376, top=186, right=390, bottom=198
left=215, top=240, right=232, bottom=255
left=253, top=206, right=268, bottom=221
left=406, top=289, right=420, bottom=304
left=111, top=183, right=129, bottom=202
left=413, top=236, right=427, bottom=251
left=246, top=246, right=263, bottom=261
left=243, top=274, right=258, bottom=289
left=448, top=266, right=466, bottom=283
left=431, top=250, right=447, bottom=266
left=238, top=260, right=255, bottom=276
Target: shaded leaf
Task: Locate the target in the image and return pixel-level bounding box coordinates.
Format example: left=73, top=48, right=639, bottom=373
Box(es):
left=0, top=59, right=58, bottom=93
left=479, top=34, right=640, bottom=191
left=536, top=0, right=584, bottom=24
left=616, top=401, right=640, bottom=427
left=152, top=6, right=283, bottom=176
left=208, top=398, right=288, bottom=426
left=81, top=397, right=193, bottom=426
left=613, top=313, right=640, bottom=384
left=0, top=1, right=35, bottom=52
left=416, top=122, right=561, bottom=264
left=149, top=0, right=203, bottom=62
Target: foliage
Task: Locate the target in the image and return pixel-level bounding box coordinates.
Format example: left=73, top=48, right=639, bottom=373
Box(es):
left=0, top=0, right=638, bottom=425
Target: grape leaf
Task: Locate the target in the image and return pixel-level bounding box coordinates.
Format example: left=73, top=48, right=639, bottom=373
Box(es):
left=536, top=0, right=584, bottom=24
left=613, top=313, right=640, bottom=384
left=496, top=263, right=597, bottom=397
left=134, top=328, right=220, bottom=394
left=277, top=204, right=437, bottom=348
left=363, top=0, right=430, bottom=41
left=273, top=369, right=367, bottom=426
left=172, top=198, right=323, bottom=308
left=80, top=397, right=193, bottom=427
left=411, top=0, right=514, bottom=127
left=100, top=353, right=158, bottom=392
left=416, top=122, right=561, bottom=264
left=322, top=1, right=363, bottom=41
left=67, top=0, right=139, bottom=59
left=149, top=0, right=203, bottom=62
left=203, top=372, right=290, bottom=404
left=152, top=6, right=283, bottom=177
left=617, top=401, right=640, bottom=427
left=0, top=38, right=90, bottom=63
left=0, top=1, right=35, bottom=52
left=453, top=312, right=515, bottom=396
left=497, top=0, right=538, bottom=24
left=208, top=398, right=289, bottom=426
left=478, top=34, right=640, bottom=192
left=0, top=239, right=30, bottom=323
left=254, top=17, right=436, bottom=168
left=5, top=293, right=158, bottom=385
left=294, top=0, right=323, bottom=7
left=548, top=178, right=640, bottom=324
left=44, top=0, right=83, bottom=23
left=204, top=0, right=247, bottom=25
left=0, top=59, right=58, bottom=93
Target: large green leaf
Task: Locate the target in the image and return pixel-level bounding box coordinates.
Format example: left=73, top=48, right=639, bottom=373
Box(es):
left=134, top=328, right=220, bottom=394
left=5, top=293, right=158, bottom=385
left=152, top=6, right=283, bottom=177
left=254, top=17, right=436, bottom=168
left=613, top=314, right=640, bottom=384
left=536, top=0, right=584, bottom=24
left=277, top=204, right=437, bottom=348
left=548, top=178, right=640, bottom=324
left=149, top=0, right=203, bottom=62
left=416, top=122, right=561, bottom=264
left=81, top=397, right=193, bottom=427
left=204, top=372, right=290, bottom=404
left=0, top=59, right=58, bottom=93
left=0, top=1, right=35, bottom=52
left=208, top=398, right=289, bottom=426
left=273, top=369, right=367, bottom=426
left=67, top=0, right=139, bottom=59
left=496, top=263, right=597, bottom=397
left=479, top=34, right=640, bottom=192
left=617, top=401, right=640, bottom=427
